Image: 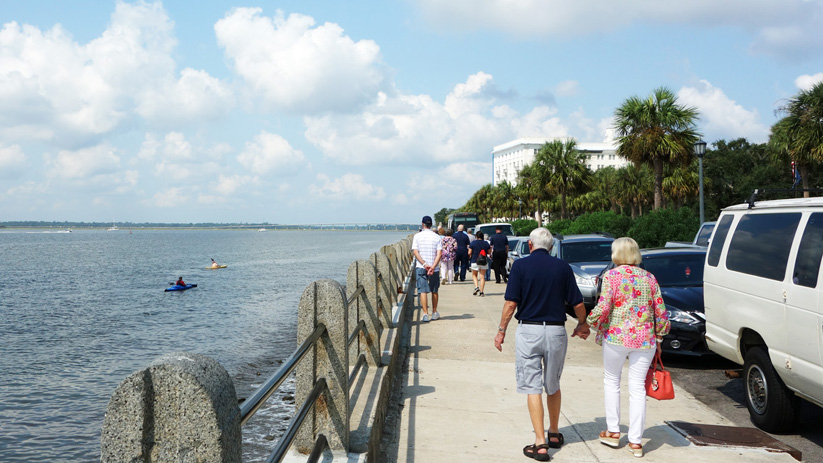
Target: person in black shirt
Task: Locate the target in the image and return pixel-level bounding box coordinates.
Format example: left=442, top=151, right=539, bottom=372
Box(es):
left=489, top=226, right=510, bottom=284
left=453, top=225, right=471, bottom=281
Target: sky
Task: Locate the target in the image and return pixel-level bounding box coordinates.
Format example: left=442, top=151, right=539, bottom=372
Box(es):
left=1, top=1, right=822, bottom=224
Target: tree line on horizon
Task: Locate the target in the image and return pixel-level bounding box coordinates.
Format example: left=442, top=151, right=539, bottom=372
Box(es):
left=445, top=84, right=823, bottom=226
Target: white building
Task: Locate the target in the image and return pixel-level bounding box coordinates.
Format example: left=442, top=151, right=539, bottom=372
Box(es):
left=492, top=134, right=630, bottom=187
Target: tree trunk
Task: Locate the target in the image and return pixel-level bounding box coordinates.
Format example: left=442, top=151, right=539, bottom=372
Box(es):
left=801, top=165, right=810, bottom=198
left=653, top=159, right=664, bottom=210
left=560, top=192, right=567, bottom=220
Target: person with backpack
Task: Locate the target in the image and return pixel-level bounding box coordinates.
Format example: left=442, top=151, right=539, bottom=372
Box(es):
left=468, top=231, right=491, bottom=296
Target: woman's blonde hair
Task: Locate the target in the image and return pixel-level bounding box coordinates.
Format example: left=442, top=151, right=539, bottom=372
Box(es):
left=611, top=237, right=642, bottom=266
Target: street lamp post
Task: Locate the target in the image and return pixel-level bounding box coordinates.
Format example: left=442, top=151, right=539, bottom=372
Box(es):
left=694, top=140, right=707, bottom=225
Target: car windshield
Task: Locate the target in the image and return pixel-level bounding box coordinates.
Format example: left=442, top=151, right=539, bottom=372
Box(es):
left=561, top=242, right=612, bottom=263
left=642, top=254, right=706, bottom=287
left=477, top=224, right=514, bottom=237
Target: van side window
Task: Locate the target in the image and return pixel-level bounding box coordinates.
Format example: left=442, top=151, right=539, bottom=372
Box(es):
left=793, top=213, right=823, bottom=288
left=726, top=213, right=801, bottom=281
left=707, top=215, right=734, bottom=267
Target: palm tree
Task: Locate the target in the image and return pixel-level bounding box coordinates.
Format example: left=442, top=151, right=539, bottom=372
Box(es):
left=517, top=160, right=551, bottom=225
left=663, top=164, right=699, bottom=208
left=614, top=87, right=701, bottom=210
left=772, top=81, right=823, bottom=196
left=494, top=181, right=517, bottom=220
left=614, top=165, right=653, bottom=218
left=537, top=139, right=591, bottom=220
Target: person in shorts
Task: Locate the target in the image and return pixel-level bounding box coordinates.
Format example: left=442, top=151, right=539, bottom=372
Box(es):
left=493, top=227, right=590, bottom=461
left=468, top=231, right=490, bottom=296
left=412, top=215, right=443, bottom=322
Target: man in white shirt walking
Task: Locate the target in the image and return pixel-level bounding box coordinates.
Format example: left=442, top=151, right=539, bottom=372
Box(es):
left=412, top=215, right=443, bottom=322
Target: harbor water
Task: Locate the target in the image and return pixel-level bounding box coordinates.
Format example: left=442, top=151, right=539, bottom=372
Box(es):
left=0, top=229, right=410, bottom=462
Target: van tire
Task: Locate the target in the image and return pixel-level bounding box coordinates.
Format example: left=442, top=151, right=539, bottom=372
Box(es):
left=743, top=347, right=799, bottom=432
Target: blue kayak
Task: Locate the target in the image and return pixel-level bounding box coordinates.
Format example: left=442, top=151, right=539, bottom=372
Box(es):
left=165, top=284, right=197, bottom=292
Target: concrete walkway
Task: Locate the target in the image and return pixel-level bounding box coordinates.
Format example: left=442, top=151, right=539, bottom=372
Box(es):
left=384, top=277, right=798, bottom=463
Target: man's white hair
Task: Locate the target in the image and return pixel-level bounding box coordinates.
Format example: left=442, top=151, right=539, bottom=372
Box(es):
left=529, top=227, right=554, bottom=251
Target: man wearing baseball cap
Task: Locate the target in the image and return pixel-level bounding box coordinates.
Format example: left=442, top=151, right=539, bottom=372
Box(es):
left=411, top=215, right=443, bottom=322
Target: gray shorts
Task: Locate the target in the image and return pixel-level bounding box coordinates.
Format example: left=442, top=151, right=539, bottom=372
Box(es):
left=415, top=267, right=440, bottom=294
left=515, top=324, right=568, bottom=395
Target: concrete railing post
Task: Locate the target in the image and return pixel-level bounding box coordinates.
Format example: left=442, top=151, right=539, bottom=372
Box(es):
left=295, top=279, right=349, bottom=454
left=347, top=260, right=381, bottom=367
left=371, top=252, right=395, bottom=330
left=100, top=352, right=241, bottom=463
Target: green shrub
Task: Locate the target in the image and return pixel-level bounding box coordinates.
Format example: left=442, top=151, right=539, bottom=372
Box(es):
left=512, top=219, right=538, bottom=236
left=545, top=219, right=574, bottom=235
left=564, top=211, right=633, bottom=238
left=627, top=208, right=699, bottom=248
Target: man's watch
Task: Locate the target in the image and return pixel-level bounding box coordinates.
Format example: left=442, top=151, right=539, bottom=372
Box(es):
left=498, top=325, right=506, bottom=333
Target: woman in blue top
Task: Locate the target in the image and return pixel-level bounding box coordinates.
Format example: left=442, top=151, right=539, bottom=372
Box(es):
left=468, top=231, right=491, bottom=297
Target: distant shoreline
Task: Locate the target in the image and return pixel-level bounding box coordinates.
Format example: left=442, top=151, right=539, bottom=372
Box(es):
left=0, top=223, right=418, bottom=231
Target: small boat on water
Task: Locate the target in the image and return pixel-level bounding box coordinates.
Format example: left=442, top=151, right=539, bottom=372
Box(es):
left=165, top=284, right=197, bottom=292
left=107, top=222, right=119, bottom=231
left=205, top=265, right=227, bottom=269
left=258, top=228, right=267, bottom=232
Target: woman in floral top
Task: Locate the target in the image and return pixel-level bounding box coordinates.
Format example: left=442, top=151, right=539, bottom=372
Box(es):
left=583, top=237, right=669, bottom=458
left=439, top=229, right=457, bottom=285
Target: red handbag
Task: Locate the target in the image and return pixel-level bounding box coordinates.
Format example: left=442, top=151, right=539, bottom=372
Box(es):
left=645, top=350, right=675, bottom=400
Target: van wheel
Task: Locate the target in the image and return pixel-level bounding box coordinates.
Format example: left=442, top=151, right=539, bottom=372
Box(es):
left=743, top=346, right=799, bottom=432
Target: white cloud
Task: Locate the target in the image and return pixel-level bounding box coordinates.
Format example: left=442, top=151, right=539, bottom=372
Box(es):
left=137, top=133, right=161, bottom=161
left=215, top=8, right=385, bottom=113
left=214, top=174, right=257, bottom=195
left=415, top=1, right=823, bottom=60
left=305, top=73, right=569, bottom=166
left=677, top=80, right=769, bottom=143
left=309, top=173, right=386, bottom=200
left=0, top=144, right=26, bottom=169
left=0, top=1, right=228, bottom=147
left=237, top=131, right=306, bottom=175
left=136, top=68, right=234, bottom=125
left=555, top=80, right=580, bottom=98
left=152, top=187, right=188, bottom=208
left=48, top=144, right=120, bottom=179
left=795, top=73, right=823, bottom=90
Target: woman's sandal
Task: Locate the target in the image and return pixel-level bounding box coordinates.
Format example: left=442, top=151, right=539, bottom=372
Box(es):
left=628, top=443, right=643, bottom=458
left=598, top=430, right=620, bottom=448
left=547, top=432, right=564, bottom=448
left=523, top=443, right=551, bottom=461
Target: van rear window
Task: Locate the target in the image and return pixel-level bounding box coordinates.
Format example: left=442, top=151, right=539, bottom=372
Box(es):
left=793, top=213, right=823, bottom=288
left=726, top=213, right=801, bottom=281
left=707, top=215, right=733, bottom=267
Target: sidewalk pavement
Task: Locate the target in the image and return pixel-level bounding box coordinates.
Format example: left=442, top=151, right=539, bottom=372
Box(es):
left=384, top=277, right=798, bottom=463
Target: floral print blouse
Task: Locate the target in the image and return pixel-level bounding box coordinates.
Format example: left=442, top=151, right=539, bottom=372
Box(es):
left=440, top=236, right=457, bottom=262
left=585, top=265, right=670, bottom=349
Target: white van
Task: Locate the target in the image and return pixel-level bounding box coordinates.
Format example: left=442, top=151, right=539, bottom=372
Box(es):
left=704, top=195, right=823, bottom=432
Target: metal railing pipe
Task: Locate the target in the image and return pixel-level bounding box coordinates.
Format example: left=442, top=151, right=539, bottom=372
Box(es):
left=240, top=324, right=327, bottom=426
left=266, top=377, right=327, bottom=463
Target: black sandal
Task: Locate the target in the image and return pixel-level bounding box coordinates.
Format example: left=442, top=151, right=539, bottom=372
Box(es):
left=547, top=432, right=564, bottom=449
left=523, top=443, right=551, bottom=461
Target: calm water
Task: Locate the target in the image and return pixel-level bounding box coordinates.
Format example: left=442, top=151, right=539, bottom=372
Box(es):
left=0, top=229, right=410, bottom=462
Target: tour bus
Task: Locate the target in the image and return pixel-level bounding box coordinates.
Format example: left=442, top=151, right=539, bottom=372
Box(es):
left=447, top=212, right=479, bottom=232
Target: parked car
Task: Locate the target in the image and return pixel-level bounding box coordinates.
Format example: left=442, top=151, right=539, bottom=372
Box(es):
left=551, top=233, right=615, bottom=310
left=665, top=221, right=716, bottom=248
left=704, top=194, right=823, bottom=432
left=596, top=247, right=709, bottom=356
left=506, top=237, right=527, bottom=272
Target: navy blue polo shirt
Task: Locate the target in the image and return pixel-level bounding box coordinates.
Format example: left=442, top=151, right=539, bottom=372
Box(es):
left=504, top=248, right=583, bottom=323
left=454, top=231, right=470, bottom=250
left=489, top=232, right=509, bottom=251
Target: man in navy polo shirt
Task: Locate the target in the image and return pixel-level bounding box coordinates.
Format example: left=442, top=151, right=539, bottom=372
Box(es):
left=493, top=227, right=589, bottom=461
left=453, top=225, right=471, bottom=282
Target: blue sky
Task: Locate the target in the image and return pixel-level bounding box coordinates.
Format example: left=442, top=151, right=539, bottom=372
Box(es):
left=1, top=1, right=821, bottom=224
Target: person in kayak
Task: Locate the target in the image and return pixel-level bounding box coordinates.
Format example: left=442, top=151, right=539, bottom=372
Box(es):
left=175, top=277, right=186, bottom=286
left=210, top=258, right=220, bottom=268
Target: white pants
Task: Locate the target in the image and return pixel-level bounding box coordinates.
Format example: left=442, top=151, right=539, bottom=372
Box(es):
left=440, top=260, right=454, bottom=283
left=602, top=342, right=655, bottom=445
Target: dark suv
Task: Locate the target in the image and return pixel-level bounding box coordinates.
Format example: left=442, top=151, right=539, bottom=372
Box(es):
left=550, top=233, right=615, bottom=310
